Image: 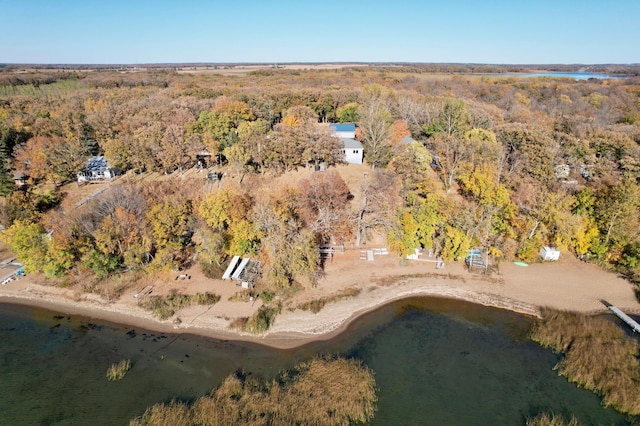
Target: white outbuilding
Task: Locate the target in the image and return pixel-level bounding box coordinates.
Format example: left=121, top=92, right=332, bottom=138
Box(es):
left=539, top=246, right=560, bottom=261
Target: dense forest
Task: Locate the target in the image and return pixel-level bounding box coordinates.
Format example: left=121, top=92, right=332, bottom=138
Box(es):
left=1, top=65, right=639, bottom=298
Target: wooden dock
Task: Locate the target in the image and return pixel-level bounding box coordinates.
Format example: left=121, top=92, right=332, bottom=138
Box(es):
left=602, top=300, right=640, bottom=333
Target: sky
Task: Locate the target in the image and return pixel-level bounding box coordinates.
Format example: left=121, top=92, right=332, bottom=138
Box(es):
left=1, top=0, right=639, bottom=65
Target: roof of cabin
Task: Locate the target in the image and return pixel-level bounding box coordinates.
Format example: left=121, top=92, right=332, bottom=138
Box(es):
left=399, top=135, right=416, bottom=144
left=85, top=156, right=110, bottom=172
left=341, top=138, right=363, bottom=149
left=330, top=123, right=356, bottom=132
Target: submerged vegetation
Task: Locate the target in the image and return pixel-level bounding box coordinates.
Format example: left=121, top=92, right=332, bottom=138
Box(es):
left=106, top=359, right=131, bottom=381
left=140, top=291, right=220, bottom=320
left=530, top=309, right=640, bottom=415
left=130, top=357, right=377, bottom=426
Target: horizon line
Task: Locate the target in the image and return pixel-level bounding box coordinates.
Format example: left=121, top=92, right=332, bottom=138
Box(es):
left=1, top=62, right=639, bottom=67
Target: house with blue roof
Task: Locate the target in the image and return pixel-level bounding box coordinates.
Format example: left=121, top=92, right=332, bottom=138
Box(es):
left=329, top=123, right=356, bottom=139
left=329, top=123, right=363, bottom=164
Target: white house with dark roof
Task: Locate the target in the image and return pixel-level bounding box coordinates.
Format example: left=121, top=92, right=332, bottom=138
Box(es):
left=329, top=123, right=363, bottom=164
left=77, top=156, right=120, bottom=183
left=340, top=138, right=363, bottom=164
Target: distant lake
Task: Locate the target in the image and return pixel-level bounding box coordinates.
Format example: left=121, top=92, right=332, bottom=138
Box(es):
left=493, top=72, right=628, bottom=80
left=1, top=298, right=636, bottom=425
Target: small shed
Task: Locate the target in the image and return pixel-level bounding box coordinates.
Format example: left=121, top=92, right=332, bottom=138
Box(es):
left=196, top=151, right=213, bottom=168
left=539, top=246, right=560, bottom=261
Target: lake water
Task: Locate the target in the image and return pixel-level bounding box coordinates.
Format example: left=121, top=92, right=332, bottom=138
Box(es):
left=0, top=298, right=636, bottom=425
left=495, top=72, right=627, bottom=80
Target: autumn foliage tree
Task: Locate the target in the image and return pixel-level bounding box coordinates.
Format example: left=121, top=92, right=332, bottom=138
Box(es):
left=336, top=102, right=360, bottom=123
left=14, top=136, right=91, bottom=184
left=297, top=170, right=353, bottom=242
left=267, top=106, right=343, bottom=173
left=388, top=140, right=433, bottom=192
left=146, top=199, right=192, bottom=269
left=355, top=169, right=401, bottom=246
left=389, top=119, right=411, bottom=146
left=198, top=187, right=259, bottom=257
left=254, top=189, right=319, bottom=289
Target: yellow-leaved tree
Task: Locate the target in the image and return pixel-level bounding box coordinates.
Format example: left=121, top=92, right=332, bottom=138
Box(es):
left=146, top=200, right=192, bottom=270
left=388, top=209, right=420, bottom=257
left=441, top=225, right=470, bottom=261
left=198, top=187, right=258, bottom=257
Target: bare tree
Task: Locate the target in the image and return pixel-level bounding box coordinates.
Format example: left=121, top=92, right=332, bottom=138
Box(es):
left=396, top=93, right=439, bottom=135
left=358, top=85, right=394, bottom=169
left=87, top=184, right=146, bottom=233
left=430, top=133, right=469, bottom=192
left=354, top=170, right=401, bottom=246
left=297, top=170, right=352, bottom=242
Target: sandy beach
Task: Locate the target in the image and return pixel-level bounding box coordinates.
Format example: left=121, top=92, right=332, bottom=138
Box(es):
left=1, top=251, right=638, bottom=349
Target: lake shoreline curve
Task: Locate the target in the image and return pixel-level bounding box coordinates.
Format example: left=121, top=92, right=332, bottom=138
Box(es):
left=1, top=255, right=639, bottom=349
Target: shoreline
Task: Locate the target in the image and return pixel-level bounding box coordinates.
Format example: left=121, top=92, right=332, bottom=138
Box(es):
left=2, top=254, right=639, bottom=349
left=0, top=280, right=541, bottom=350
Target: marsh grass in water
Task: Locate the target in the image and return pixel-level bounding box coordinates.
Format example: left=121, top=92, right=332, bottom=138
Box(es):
left=130, top=357, right=376, bottom=426
left=531, top=309, right=640, bottom=415
left=526, top=413, right=582, bottom=426
left=140, top=291, right=220, bottom=320
left=106, top=359, right=131, bottom=381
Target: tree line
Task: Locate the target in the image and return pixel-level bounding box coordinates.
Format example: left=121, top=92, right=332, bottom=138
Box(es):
left=1, top=66, right=639, bottom=294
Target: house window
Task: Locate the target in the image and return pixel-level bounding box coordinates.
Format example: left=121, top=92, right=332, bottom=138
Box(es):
left=353, top=150, right=359, bottom=154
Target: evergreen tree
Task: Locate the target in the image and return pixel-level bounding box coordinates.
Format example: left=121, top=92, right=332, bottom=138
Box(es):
left=0, top=155, right=14, bottom=196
